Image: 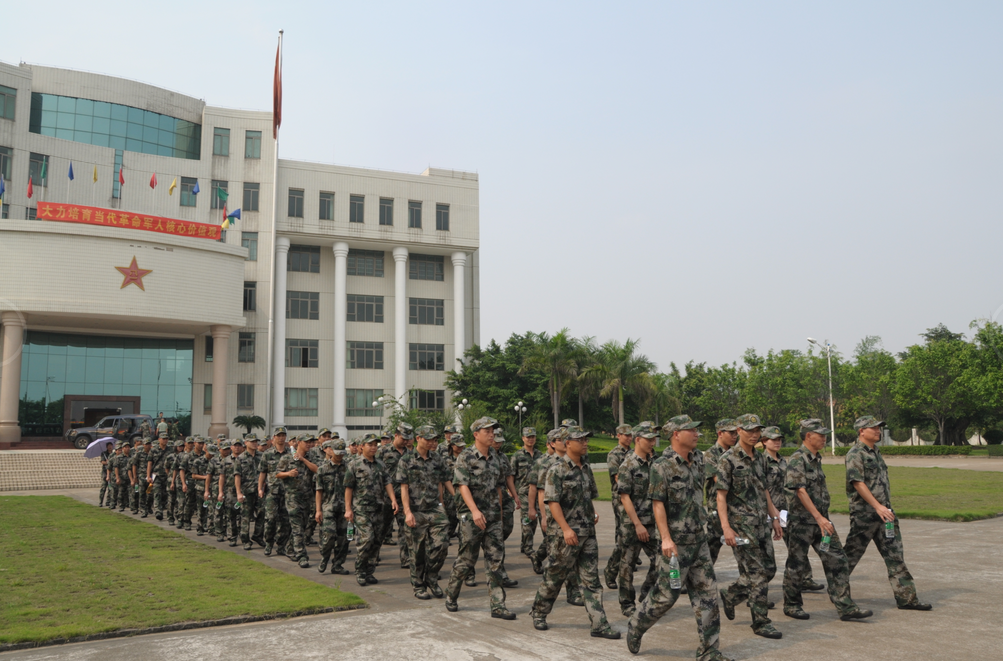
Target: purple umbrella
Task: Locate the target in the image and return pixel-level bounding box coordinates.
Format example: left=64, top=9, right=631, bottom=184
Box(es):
left=84, top=437, right=116, bottom=459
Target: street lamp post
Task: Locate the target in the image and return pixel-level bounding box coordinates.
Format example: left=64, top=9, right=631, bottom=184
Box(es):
left=807, top=337, right=837, bottom=454
left=513, top=401, right=527, bottom=429
left=372, top=395, right=396, bottom=433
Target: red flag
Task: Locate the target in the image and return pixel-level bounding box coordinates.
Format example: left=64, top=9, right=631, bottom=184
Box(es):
left=272, top=37, right=282, bottom=138
left=119, top=167, right=125, bottom=186
left=150, top=173, right=157, bottom=189
left=27, top=175, right=33, bottom=199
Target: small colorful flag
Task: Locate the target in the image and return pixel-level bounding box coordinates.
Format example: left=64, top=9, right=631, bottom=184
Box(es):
left=150, top=173, right=157, bottom=189
left=93, top=165, right=98, bottom=183
left=0, top=176, right=5, bottom=203
left=168, top=177, right=177, bottom=196
left=222, top=208, right=240, bottom=230
left=192, top=181, right=200, bottom=195
left=27, top=176, right=33, bottom=199
left=119, top=166, right=125, bottom=186
left=68, top=162, right=74, bottom=181
left=40, top=160, right=47, bottom=182
left=221, top=202, right=228, bottom=228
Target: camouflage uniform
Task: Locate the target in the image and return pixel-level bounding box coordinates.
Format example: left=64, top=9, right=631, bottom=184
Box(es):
left=192, top=447, right=211, bottom=534
left=531, top=435, right=614, bottom=635
left=140, top=419, right=152, bottom=441
left=218, top=445, right=241, bottom=542
left=764, top=433, right=818, bottom=589
left=627, top=415, right=725, bottom=661
left=147, top=438, right=171, bottom=519
left=703, top=422, right=735, bottom=565
left=278, top=437, right=317, bottom=563
left=782, top=427, right=859, bottom=617
left=205, top=446, right=222, bottom=535
left=98, top=448, right=111, bottom=506
left=316, top=441, right=349, bottom=572
left=259, top=440, right=292, bottom=554
left=165, top=444, right=182, bottom=524
left=446, top=418, right=510, bottom=613
left=379, top=434, right=410, bottom=564
left=511, top=431, right=542, bottom=555
left=603, top=426, right=632, bottom=587
left=844, top=425, right=922, bottom=607
left=617, top=449, right=658, bottom=615
left=345, top=441, right=391, bottom=580
left=442, top=433, right=466, bottom=539
left=396, top=434, right=452, bottom=595
left=108, top=449, right=125, bottom=510
left=129, top=446, right=147, bottom=514
left=238, top=446, right=264, bottom=546
left=178, top=447, right=199, bottom=529
left=305, top=435, right=327, bottom=544
left=716, top=440, right=777, bottom=634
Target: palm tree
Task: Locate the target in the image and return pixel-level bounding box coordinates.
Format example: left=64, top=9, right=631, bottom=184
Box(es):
left=232, top=415, right=266, bottom=435
left=583, top=338, right=656, bottom=426
left=521, top=329, right=578, bottom=429
left=574, top=336, right=601, bottom=426
left=643, top=372, right=681, bottom=426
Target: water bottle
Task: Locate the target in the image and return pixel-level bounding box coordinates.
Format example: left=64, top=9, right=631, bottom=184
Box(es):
left=884, top=512, right=895, bottom=539
left=234, top=500, right=242, bottom=511
left=721, top=535, right=750, bottom=546
left=522, top=514, right=531, bottom=526
left=346, top=522, right=355, bottom=541
left=215, top=500, right=223, bottom=510
left=203, top=499, right=210, bottom=509
left=668, top=553, right=682, bottom=590
left=820, top=533, right=831, bottom=553
left=134, top=485, right=140, bottom=493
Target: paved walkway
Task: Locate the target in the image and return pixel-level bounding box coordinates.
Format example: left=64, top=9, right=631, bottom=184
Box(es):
left=820, top=455, right=1003, bottom=472
left=3, top=488, right=1002, bottom=660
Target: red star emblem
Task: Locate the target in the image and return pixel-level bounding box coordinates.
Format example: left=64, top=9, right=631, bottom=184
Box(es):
left=115, top=256, right=153, bottom=291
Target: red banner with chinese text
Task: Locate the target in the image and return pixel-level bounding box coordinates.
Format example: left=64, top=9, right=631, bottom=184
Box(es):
left=37, top=202, right=221, bottom=241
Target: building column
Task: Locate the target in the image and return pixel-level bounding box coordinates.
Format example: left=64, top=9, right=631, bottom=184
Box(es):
left=451, top=252, right=467, bottom=371
left=271, top=237, right=290, bottom=427
left=208, top=325, right=232, bottom=438
left=332, top=242, right=349, bottom=439
left=393, top=247, right=408, bottom=403
left=0, top=312, right=26, bottom=446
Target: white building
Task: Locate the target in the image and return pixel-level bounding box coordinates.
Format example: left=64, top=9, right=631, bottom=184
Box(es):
left=0, top=61, right=480, bottom=447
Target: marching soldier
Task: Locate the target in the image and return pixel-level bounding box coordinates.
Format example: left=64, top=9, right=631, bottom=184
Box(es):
left=442, top=427, right=466, bottom=539
left=315, top=438, right=350, bottom=574
left=259, top=427, right=292, bottom=557
left=704, top=419, right=738, bottom=565
left=146, top=432, right=171, bottom=520
left=604, top=423, right=634, bottom=589
left=98, top=440, right=114, bottom=507
left=276, top=433, right=318, bottom=567
left=379, top=423, right=414, bottom=565
left=216, top=440, right=239, bottom=543
left=236, top=434, right=265, bottom=548
left=345, top=433, right=398, bottom=585
left=511, top=427, right=542, bottom=557
left=616, top=422, right=659, bottom=617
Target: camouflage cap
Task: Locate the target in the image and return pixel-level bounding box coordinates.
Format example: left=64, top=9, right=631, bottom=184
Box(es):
left=158, top=431, right=169, bottom=438
left=662, top=415, right=702, bottom=433
left=219, top=440, right=231, bottom=449
left=546, top=428, right=563, bottom=443
left=615, top=423, right=633, bottom=435
left=416, top=424, right=440, bottom=440
left=143, top=437, right=153, bottom=444
left=761, top=426, right=783, bottom=440
left=172, top=439, right=185, bottom=447
left=272, top=426, right=287, bottom=436
left=193, top=436, right=205, bottom=443
left=800, top=418, right=832, bottom=436
left=493, top=430, right=506, bottom=443
left=380, top=432, right=392, bottom=441
left=560, top=418, right=578, bottom=428
left=318, top=427, right=332, bottom=437
left=445, top=423, right=464, bottom=435
left=522, top=426, right=537, bottom=438
left=470, top=416, right=500, bottom=432
left=854, top=415, right=886, bottom=431
left=297, top=433, right=317, bottom=443
left=331, top=431, right=341, bottom=439
left=244, top=433, right=259, bottom=442
left=632, top=421, right=659, bottom=439
left=204, top=443, right=217, bottom=454
left=396, top=422, right=415, bottom=440
left=133, top=437, right=144, bottom=445
left=216, top=434, right=227, bottom=441
left=562, top=425, right=592, bottom=441
left=360, top=433, right=380, bottom=445
left=736, top=413, right=766, bottom=430
left=330, top=438, right=347, bottom=455
left=347, top=437, right=360, bottom=446
left=715, top=419, right=739, bottom=432
left=231, top=437, right=245, bottom=446
left=450, top=434, right=467, bottom=448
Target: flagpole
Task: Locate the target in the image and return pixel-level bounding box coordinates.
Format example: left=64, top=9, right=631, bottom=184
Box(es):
left=265, top=28, right=283, bottom=432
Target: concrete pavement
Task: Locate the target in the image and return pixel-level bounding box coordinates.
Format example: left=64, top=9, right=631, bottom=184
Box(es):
left=2, top=488, right=1002, bottom=660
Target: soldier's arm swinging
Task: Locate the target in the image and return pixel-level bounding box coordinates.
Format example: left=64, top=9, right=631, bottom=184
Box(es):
left=851, top=481, right=894, bottom=522
left=620, top=493, right=649, bottom=542
left=652, top=500, right=677, bottom=558
left=548, top=501, right=578, bottom=546
left=258, top=471, right=266, bottom=499
left=218, top=472, right=225, bottom=501
left=401, top=483, right=416, bottom=527
left=537, top=488, right=547, bottom=532
left=795, top=487, right=835, bottom=535
left=385, top=483, right=399, bottom=515
left=344, top=487, right=354, bottom=522
left=505, top=475, right=521, bottom=511
left=717, top=490, right=738, bottom=547
left=235, top=473, right=244, bottom=502
left=315, top=489, right=323, bottom=524
left=527, top=484, right=538, bottom=521
left=764, top=490, right=783, bottom=539
left=443, top=479, right=455, bottom=497
left=458, top=485, right=486, bottom=530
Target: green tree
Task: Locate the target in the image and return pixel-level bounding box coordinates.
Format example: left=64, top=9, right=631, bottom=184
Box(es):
left=520, top=329, right=579, bottom=429
left=641, top=372, right=681, bottom=426
left=232, top=414, right=266, bottom=435
left=582, top=338, right=655, bottom=426
left=842, top=336, right=898, bottom=426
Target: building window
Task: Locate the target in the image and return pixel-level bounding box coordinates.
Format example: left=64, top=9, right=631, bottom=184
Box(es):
left=411, top=389, right=445, bottom=411
left=288, top=245, right=320, bottom=273
left=243, top=282, right=256, bottom=311
left=286, top=339, right=319, bottom=368
left=245, top=130, right=262, bottom=159
left=287, top=291, right=319, bottom=320
left=1, top=204, right=8, bottom=219
left=26, top=207, right=37, bottom=220
left=408, top=200, right=422, bottom=229
left=409, top=298, right=444, bottom=326
left=288, top=188, right=304, bottom=218
left=0, top=84, right=15, bottom=121
left=211, top=180, right=228, bottom=210
left=204, top=335, right=213, bottom=362
left=243, top=182, right=260, bottom=212
left=285, top=388, right=318, bottom=417
left=112, top=150, right=123, bottom=199
left=238, top=332, right=256, bottom=363
left=435, top=204, right=450, bottom=231
left=29, top=153, right=49, bottom=187
left=180, top=177, right=198, bottom=207
left=347, top=294, right=384, bottom=323
left=346, top=249, right=384, bottom=277
left=349, top=195, right=364, bottom=223
left=241, top=232, right=258, bottom=261
left=348, top=341, right=384, bottom=369
left=319, top=192, right=334, bottom=220
left=409, top=254, right=444, bottom=281
left=410, top=343, right=444, bottom=371
left=347, top=389, right=383, bottom=417
left=379, top=198, right=393, bottom=226
left=237, top=384, right=254, bottom=409
left=0, top=146, right=11, bottom=181
left=204, top=384, right=213, bottom=413
left=213, top=128, right=230, bottom=156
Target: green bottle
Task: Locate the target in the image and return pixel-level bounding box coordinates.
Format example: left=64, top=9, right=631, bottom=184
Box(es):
left=668, top=554, right=682, bottom=590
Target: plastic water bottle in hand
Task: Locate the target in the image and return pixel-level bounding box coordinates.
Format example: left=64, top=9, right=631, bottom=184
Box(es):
left=668, top=554, right=682, bottom=591
left=346, top=522, right=355, bottom=541
left=721, top=535, right=750, bottom=546
left=820, top=533, right=831, bottom=553
left=885, top=512, right=895, bottom=539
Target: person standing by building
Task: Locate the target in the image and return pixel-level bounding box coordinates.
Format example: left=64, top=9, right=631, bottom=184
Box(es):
left=782, top=419, right=872, bottom=622
left=604, top=423, right=634, bottom=589
left=315, top=438, right=350, bottom=574
left=156, top=415, right=168, bottom=439
left=844, top=416, right=932, bottom=612
left=616, top=422, right=659, bottom=617
left=346, top=433, right=398, bottom=585
left=128, top=438, right=145, bottom=515
left=259, top=427, right=291, bottom=557
left=98, top=441, right=114, bottom=507
left=146, top=432, right=170, bottom=520
left=277, top=433, right=318, bottom=567
left=236, top=434, right=265, bottom=549
left=625, top=415, right=730, bottom=660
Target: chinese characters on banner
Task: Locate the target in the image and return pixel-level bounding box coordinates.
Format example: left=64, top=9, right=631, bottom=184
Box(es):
left=36, top=201, right=221, bottom=240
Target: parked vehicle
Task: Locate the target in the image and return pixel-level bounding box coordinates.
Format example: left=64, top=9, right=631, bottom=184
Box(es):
left=68, top=414, right=155, bottom=450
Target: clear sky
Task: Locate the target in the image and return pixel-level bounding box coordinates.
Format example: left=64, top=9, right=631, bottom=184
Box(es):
left=4, top=1, right=1001, bottom=370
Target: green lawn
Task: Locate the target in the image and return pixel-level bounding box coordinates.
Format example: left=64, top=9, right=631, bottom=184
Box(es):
left=0, top=496, right=364, bottom=645
left=592, top=465, right=1003, bottom=522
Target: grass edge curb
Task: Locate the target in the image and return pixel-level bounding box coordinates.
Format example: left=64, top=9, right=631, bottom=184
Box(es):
left=0, top=603, right=369, bottom=652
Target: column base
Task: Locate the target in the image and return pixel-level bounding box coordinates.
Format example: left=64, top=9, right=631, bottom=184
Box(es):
left=0, top=423, right=22, bottom=446
left=208, top=422, right=229, bottom=438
